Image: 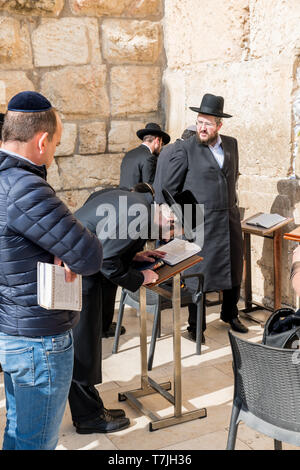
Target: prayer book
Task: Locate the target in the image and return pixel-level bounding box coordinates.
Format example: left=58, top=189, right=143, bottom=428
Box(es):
left=37, top=262, right=82, bottom=311
left=246, top=213, right=287, bottom=229
left=154, top=238, right=201, bottom=266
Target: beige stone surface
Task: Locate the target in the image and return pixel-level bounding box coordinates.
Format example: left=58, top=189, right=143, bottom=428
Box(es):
left=110, top=66, right=161, bottom=117
left=56, top=188, right=91, bottom=212
left=249, top=0, right=300, bottom=58
left=32, top=18, right=102, bottom=67
left=79, top=121, right=106, bottom=154
left=47, top=158, right=62, bottom=191
left=0, top=71, right=34, bottom=112
left=57, top=153, right=123, bottom=190
left=55, top=122, right=77, bottom=157
left=0, top=0, right=64, bottom=16
left=0, top=17, right=32, bottom=70
left=102, top=19, right=161, bottom=64
left=182, top=57, right=293, bottom=178
left=108, top=120, right=145, bottom=153
left=40, top=65, right=109, bottom=118
left=70, top=0, right=162, bottom=18
left=162, top=69, right=187, bottom=142
left=164, top=0, right=249, bottom=68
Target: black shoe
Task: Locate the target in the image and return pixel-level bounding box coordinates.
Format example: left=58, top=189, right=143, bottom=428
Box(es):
left=227, top=317, right=248, bottom=333
left=103, top=322, right=126, bottom=338
left=75, top=412, right=130, bottom=434
left=187, top=328, right=205, bottom=344
left=103, top=407, right=126, bottom=418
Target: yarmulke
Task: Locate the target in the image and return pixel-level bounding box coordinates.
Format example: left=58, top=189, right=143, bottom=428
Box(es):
left=8, top=91, right=52, bottom=113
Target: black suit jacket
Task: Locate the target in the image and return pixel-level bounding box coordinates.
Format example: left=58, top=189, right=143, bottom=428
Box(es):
left=119, top=144, right=157, bottom=189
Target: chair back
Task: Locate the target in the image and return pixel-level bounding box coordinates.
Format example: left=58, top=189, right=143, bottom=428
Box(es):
left=229, top=331, right=300, bottom=433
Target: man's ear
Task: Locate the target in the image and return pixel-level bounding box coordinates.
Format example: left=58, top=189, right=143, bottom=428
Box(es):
left=37, top=132, right=48, bottom=154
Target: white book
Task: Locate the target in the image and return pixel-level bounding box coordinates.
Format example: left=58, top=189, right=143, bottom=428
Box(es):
left=246, top=213, right=287, bottom=229
left=155, top=238, right=201, bottom=266
left=37, top=262, right=82, bottom=311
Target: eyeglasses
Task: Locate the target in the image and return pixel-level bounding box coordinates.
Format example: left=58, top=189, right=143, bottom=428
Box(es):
left=195, top=120, right=216, bottom=128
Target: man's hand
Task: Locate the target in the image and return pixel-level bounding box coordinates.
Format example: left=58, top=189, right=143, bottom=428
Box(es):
left=133, top=249, right=166, bottom=263
left=54, top=256, right=77, bottom=283
left=141, top=269, right=159, bottom=285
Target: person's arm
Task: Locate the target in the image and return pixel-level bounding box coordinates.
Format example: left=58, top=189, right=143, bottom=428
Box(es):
left=291, top=245, right=300, bottom=296
left=7, top=173, right=103, bottom=276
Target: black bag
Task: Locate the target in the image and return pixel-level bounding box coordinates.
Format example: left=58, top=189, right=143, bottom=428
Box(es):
left=262, top=308, right=300, bottom=349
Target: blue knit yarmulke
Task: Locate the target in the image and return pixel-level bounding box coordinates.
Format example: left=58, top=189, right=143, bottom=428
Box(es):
left=8, top=91, right=52, bottom=113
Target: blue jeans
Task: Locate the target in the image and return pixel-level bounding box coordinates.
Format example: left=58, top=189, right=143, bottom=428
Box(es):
left=0, top=330, right=74, bottom=450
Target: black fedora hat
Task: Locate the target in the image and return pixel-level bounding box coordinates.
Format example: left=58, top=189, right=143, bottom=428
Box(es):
left=162, top=188, right=204, bottom=242
left=136, top=122, right=170, bottom=145
left=189, top=93, right=232, bottom=118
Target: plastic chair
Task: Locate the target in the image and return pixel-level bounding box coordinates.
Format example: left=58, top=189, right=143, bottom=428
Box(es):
left=112, top=273, right=205, bottom=370
left=227, top=331, right=300, bottom=450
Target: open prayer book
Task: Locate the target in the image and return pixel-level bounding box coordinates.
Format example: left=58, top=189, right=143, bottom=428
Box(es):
left=141, top=238, right=200, bottom=269
left=246, top=213, right=287, bottom=229
left=37, top=262, right=82, bottom=311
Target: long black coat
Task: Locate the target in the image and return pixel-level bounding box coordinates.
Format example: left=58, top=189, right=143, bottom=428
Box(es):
left=161, top=134, right=243, bottom=292
left=119, top=144, right=157, bottom=189
left=72, top=189, right=152, bottom=385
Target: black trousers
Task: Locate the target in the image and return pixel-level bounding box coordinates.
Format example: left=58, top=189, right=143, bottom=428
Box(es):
left=68, top=272, right=117, bottom=424
left=188, top=285, right=241, bottom=332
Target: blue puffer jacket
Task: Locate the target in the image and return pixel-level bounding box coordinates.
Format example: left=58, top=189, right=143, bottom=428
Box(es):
left=0, top=150, right=103, bottom=336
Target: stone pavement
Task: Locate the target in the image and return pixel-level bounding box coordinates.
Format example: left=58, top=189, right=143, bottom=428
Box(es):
left=0, top=292, right=298, bottom=451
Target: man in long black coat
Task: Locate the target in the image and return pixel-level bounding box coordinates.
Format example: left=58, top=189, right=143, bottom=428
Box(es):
left=119, top=122, right=170, bottom=189
left=159, top=93, right=248, bottom=341
left=68, top=185, right=168, bottom=435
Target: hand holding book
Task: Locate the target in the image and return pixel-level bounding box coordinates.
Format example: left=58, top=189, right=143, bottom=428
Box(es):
left=54, top=256, right=77, bottom=283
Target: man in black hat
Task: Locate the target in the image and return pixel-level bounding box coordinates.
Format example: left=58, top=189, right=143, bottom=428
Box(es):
left=119, top=122, right=170, bottom=190
left=158, top=93, right=248, bottom=341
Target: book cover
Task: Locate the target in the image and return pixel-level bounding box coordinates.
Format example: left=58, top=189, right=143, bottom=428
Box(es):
left=37, top=262, right=82, bottom=311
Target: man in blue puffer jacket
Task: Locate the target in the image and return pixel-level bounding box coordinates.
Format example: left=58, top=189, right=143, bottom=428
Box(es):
left=0, top=91, right=103, bottom=450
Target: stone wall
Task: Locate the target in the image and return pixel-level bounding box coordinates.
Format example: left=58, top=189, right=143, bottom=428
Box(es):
left=1, top=0, right=300, bottom=308
left=0, top=0, right=164, bottom=209
left=163, top=0, right=300, bottom=308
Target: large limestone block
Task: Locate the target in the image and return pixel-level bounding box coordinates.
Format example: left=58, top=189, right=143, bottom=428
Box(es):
left=164, top=0, right=249, bottom=68
left=40, top=65, right=109, bottom=118
left=110, top=66, right=161, bottom=117
left=47, top=158, right=62, bottom=191
left=0, top=0, right=64, bottom=16
left=162, top=69, right=186, bottom=142
left=250, top=0, right=300, bottom=58
left=102, top=19, right=161, bottom=64
left=0, top=71, right=34, bottom=112
left=55, top=123, right=77, bottom=156
left=57, top=189, right=91, bottom=212
left=0, top=17, right=32, bottom=70
left=79, top=121, right=106, bottom=154
left=108, top=120, right=145, bottom=152
left=32, top=17, right=102, bottom=67
left=183, top=57, right=293, bottom=178
left=57, top=154, right=123, bottom=189
left=70, top=0, right=162, bottom=18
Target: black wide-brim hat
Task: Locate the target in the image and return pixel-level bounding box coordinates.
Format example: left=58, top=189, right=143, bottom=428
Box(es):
left=189, top=93, right=232, bottom=118
left=162, top=188, right=204, bottom=241
left=136, top=122, right=170, bottom=145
